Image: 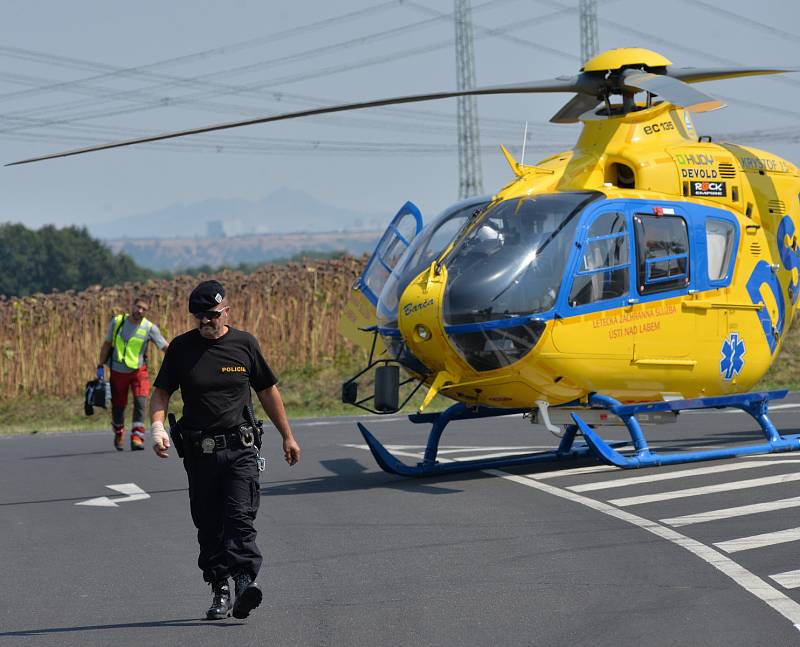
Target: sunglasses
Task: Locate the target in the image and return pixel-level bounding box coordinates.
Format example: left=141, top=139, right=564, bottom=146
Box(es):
left=193, top=308, right=226, bottom=321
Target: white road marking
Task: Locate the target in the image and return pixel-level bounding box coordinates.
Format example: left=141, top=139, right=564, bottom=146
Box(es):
left=487, top=469, right=800, bottom=628
left=75, top=483, right=150, bottom=508
left=527, top=464, right=620, bottom=479
left=682, top=403, right=800, bottom=414
left=569, top=461, right=800, bottom=493
left=299, top=415, right=408, bottom=427
left=346, top=442, right=800, bottom=629
left=771, top=570, right=800, bottom=590
left=727, top=403, right=800, bottom=413
left=437, top=446, right=547, bottom=454
left=341, top=444, right=548, bottom=453
left=661, top=496, right=800, bottom=527
left=608, top=472, right=800, bottom=507
left=715, top=527, right=800, bottom=554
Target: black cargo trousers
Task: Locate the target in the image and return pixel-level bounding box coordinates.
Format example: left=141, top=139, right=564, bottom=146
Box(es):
left=183, top=445, right=263, bottom=584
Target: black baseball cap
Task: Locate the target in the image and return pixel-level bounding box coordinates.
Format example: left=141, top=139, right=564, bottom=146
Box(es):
left=188, top=280, right=225, bottom=313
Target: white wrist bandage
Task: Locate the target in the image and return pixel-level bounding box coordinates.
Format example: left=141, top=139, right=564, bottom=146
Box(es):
left=152, top=421, right=169, bottom=447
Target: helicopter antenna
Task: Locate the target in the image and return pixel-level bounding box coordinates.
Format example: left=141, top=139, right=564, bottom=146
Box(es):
left=520, top=121, right=529, bottom=167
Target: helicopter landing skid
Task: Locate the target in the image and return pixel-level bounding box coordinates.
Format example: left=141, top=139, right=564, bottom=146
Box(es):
left=572, top=390, right=800, bottom=468
left=355, top=402, right=629, bottom=477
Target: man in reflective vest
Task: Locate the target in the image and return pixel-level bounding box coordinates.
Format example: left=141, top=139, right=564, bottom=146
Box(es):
left=97, top=295, right=169, bottom=451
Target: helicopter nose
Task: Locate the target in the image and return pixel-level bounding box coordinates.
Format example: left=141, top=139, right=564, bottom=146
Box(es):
left=397, top=263, right=452, bottom=376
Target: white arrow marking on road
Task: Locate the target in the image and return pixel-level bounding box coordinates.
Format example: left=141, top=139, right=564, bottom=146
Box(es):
left=75, top=483, right=150, bottom=507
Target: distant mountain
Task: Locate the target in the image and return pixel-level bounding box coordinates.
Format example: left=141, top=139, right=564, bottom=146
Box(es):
left=106, top=231, right=381, bottom=271
left=89, top=187, right=387, bottom=239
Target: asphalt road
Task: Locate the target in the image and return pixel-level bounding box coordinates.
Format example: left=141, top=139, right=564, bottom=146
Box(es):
left=3, top=397, right=800, bottom=646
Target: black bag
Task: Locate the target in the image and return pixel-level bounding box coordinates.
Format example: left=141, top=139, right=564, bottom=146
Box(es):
left=84, top=379, right=110, bottom=416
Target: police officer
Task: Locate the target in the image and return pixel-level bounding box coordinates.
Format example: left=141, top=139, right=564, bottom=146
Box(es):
left=149, top=280, right=300, bottom=620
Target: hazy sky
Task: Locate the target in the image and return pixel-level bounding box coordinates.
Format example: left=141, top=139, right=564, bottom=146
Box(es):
left=1, top=0, right=798, bottom=230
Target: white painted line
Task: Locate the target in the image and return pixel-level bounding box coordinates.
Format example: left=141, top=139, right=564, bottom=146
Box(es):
left=448, top=450, right=540, bottom=462
left=298, top=416, right=408, bottom=427
left=771, top=570, right=800, bottom=590
left=569, top=460, right=800, bottom=493
left=341, top=444, right=547, bottom=453
left=661, top=496, right=800, bottom=527
left=715, top=527, right=800, bottom=554
left=342, top=444, right=423, bottom=451
left=437, top=446, right=547, bottom=454
left=682, top=403, right=800, bottom=414
left=609, top=472, right=800, bottom=507
left=727, top=403, right=800, bottom=412
left=75, top=483, right=150, bottom=508
left=351, top=447, right=424, bottom=462
left=527, top=464, right=620, bottom=479
left=487, top=469, right=800, bottom=628
left=346, top=440, right=800, bottom=629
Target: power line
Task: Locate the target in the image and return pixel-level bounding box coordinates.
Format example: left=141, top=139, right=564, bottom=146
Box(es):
left=0, top=1, right=406, bottom=104
left=595, top=9, right=800, bottom=93
left=404, top=1, right=580, bottom=62
left=0, top=67, right=537, bottom=139
left=0, top=0, right=520, bottom=133
left=0, top=0, right=571, bottom=144
left=676, top=0, right=800, bottom=46
left=0, top=126, right=570, bottom=156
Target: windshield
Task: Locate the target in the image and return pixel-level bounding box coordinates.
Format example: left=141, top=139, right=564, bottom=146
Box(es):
left=443, top=192, right=601, bottom=325
left=376, top=196, right=490, bottom=328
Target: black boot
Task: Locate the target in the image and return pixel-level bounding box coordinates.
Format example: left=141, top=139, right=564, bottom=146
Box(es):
left=232, top=573, right=262, bottom=619
left=206, top=579, right=231, bottom=620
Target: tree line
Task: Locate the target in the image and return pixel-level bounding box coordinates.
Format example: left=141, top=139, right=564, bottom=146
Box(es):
left=0, top=222, right=353, bottom=297
left=0, top=223, right=153, bottom=297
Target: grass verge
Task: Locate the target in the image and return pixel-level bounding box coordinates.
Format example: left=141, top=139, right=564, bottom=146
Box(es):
left=0, top=356, right=444, bottom=435
left=3, top=342, right=797, bottom=435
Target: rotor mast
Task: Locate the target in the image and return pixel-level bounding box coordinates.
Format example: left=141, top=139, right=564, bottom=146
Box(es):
left=455, top=0, right=483, bottom=199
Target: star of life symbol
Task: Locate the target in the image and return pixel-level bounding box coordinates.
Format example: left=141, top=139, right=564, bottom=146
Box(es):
left=720, top=332, right=746, bottom=380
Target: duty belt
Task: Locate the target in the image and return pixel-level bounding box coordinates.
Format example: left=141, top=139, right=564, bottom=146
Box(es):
left=197, top=425, right=256, bottom=454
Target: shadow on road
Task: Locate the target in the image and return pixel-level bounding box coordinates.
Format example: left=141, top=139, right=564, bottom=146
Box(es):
left=0, top=487, right=187, bottom=507
left=25, top=450, right=117, bottom=459
left=0, top=617, right=245, bottom=637
left=263, top=458, right=468, bottom=495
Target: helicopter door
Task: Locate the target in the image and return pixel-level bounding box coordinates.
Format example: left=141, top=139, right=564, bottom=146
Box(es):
left=552, top=209, right=634, bottom=358
left=630, top=208, right=693, bottom=364
left=358, top=201, right=424, bottom=306
left=337, top=201, right=424, bottom=352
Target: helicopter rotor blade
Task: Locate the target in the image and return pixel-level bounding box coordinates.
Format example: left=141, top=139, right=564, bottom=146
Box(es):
left=549, top=93, right=602, bottom=124
left=8, top=63, right=796, bottom=166
left=666, top=66, right=797, bottom=84
left=6, top=77, right=583, bottom=166
left=621, top=70, right=725, bottom=113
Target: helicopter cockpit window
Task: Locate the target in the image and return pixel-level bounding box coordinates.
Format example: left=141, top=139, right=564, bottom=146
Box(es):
left=706, top=218, right=735, bottom=281
left=442, top=191, right=601, bottom=371
left=634, top=214, right=690, bottom=294
left=376, top=199, right=489, bottom=329
left=444, top=192, right=600, bottom=324
left=569, top=211, right=629, bottom=307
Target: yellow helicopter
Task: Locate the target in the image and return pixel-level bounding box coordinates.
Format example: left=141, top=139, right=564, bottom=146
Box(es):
left=11, top=47, right=800, bottom=475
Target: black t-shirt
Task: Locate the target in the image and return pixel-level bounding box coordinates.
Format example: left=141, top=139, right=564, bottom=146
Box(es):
left=154, top=326, right=277, bottom=433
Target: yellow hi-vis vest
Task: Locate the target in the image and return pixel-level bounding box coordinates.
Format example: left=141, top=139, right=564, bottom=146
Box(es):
left=112, top=314, right=153, bottom=370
